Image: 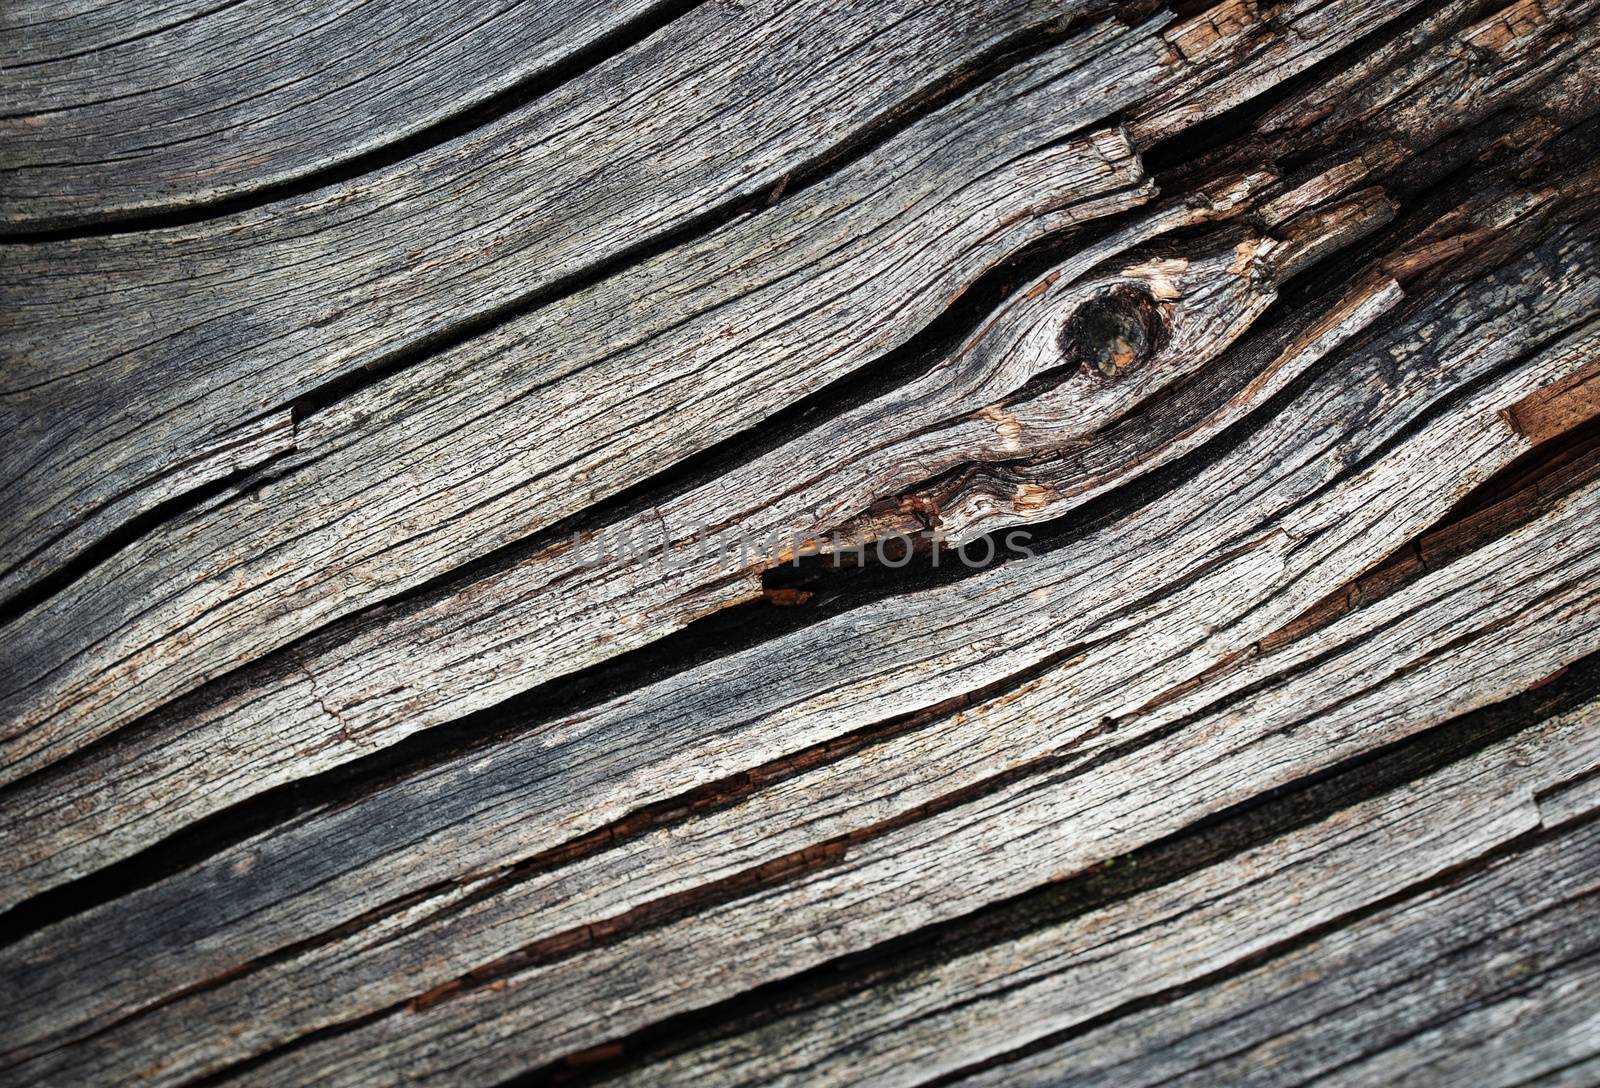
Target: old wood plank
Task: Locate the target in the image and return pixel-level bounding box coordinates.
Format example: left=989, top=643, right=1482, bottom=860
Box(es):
left=3, top=0, right=1599, bottom=1083
left=222, top=671, right=1600, bottom=1085
left=944, top=717, right=1600, bottom=1087
left=0, top=0, right=1100, bottom=616
left=588, top=714, right=1600, bottom=1087
left=0, top=0, right=677, bottom=228
left=6, top=0, right=1590, bottom=816
left=6, top=279, right=1599, bottom=1084
left=4, top=160, right=1594, bottom=908
left=15, top=0, right=1536, bottom=742
left=0, top=12, right=1170, bottom=782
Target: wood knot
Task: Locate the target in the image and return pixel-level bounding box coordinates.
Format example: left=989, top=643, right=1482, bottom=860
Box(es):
left=1058, top=286, right=1167, bottom=379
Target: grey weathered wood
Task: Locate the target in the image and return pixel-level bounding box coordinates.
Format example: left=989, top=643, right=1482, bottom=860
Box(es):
left=4, top=0, right=1600, bottom=1084
left=586, top=712, right=1600, bottom=1088
left=0, top=0, right=673, bottom=227
left=229, top=693, right=1600, bottom=1085
left=8, top=441, right=1598, bottom=1085
left=9, top=0, right=1598, bottom=896
left=6, top=176, right=1595, bottom=907
left=6, top=257, right=1600, bottom=1083
left=5, top=0, right=1590, bottom=813
left=0, top=0, right=1097, bottom=621
left=0, top=12, right=1168, bottom=784
left=945, top=720, right=1600, bottom=1087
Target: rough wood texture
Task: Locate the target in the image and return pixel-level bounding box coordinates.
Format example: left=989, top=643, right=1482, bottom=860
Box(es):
left=2, top=0, right=1598, bottom=1085
left=0, top=0, right=680, bottom=228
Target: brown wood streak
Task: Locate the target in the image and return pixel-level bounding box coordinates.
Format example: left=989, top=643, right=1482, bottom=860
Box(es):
left=3, top=0, right=1600, bottom=1084
left=1507, top=358, right=1600, bottom=445
left=1255, top=359, right=1600, bottom=654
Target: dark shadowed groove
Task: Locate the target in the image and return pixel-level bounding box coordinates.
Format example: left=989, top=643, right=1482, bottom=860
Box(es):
left=11, top=0, right=1494, bottom=626
left=0, top=594, right=807, bottom=946
left=180, top=1004, right=396, bottom=1088
left=1271, top=311, right=1596, bottom=540
left=448, top=644, right=1096, bottom=892
left=1140, top=443, right=1600, bottom=732
left=510, top=648, right=1600, bottom=1087
left=1139, top=0, right=1502, bottom=180
left=1236, top=135, right=1600, bottom=545
left=0, top=0, right=707, bottom=241
left=13, top=47, right=1573, bottom=630
left=0, top=448, right=307, bottom=625
left=7, top=259, right=1583, bottom=1068
left=1265, top=111, right=1600, bottom=325
left=1446, top=413, right=1600, bottom=521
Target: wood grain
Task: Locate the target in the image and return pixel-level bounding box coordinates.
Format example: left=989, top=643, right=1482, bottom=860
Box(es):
left=3, top=0, right=1598, bottom=1084
left=0, top=0, right=680, bottom=228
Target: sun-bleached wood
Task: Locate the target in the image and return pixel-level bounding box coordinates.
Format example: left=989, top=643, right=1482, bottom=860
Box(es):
left=3, top=0, right=1599, bottom=1084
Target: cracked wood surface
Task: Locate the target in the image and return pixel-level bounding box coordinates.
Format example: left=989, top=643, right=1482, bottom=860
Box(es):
left=3, top=0, right=1600, bottom=1085
left=0, top=0, right=680, bottom=228
left=1, top=0, right=1106, bottom=615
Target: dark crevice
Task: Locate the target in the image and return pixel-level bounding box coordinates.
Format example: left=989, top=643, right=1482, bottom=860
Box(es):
left=0, top=0, right=707, bottom=241
left=1148, top=426, right=1600, bottom=732
left=763, top=216, right=1417, bottom=598
left=0, top=257, right=1169, bottom=937
left=764, top=261, right=1391, bottom=600
left=1263, top=128, right=1600, bottom=540
left=517, top=647, right=1600, bottom=1086
left=1277, top=310, right=1592, bottom=534
left=1445, top=411, right=1600, bottom=523
left=0, top=592, right=801, bottom=945
left=180, top=1004, right=395, bottom=1088
left=18, top=873, right=463, bottom=1062
left=0, top=0, right=254, bottom=73
left=0, top=448, right=303, bottom=626
left=1227, top=65, right=1600, bottom=328
left=24, top=635, right=1094, bottom=1051
left=398, top=639, right=1100, bottom=945
left=1143, top=0, right=1596, bottom=312
left=6, top=0, right=1536, bottom=672
left=1140, top=0, right=1500, bottom=181
left=0, top=3, right=1594, bottom=1080
left=1277, top=940, right=1600, bottom=1088
left=167, top=636, right=1600, bottom=1086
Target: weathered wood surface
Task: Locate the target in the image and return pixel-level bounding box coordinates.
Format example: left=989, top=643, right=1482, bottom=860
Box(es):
left=0, top=0, right=1107, bottom=616
left=3, top=0, right=1599, bottom=1084
left=0, top=0, right=682, bottom=228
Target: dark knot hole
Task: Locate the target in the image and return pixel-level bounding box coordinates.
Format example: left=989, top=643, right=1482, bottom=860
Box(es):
left=1058, top=285, right=1168, bottom=379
